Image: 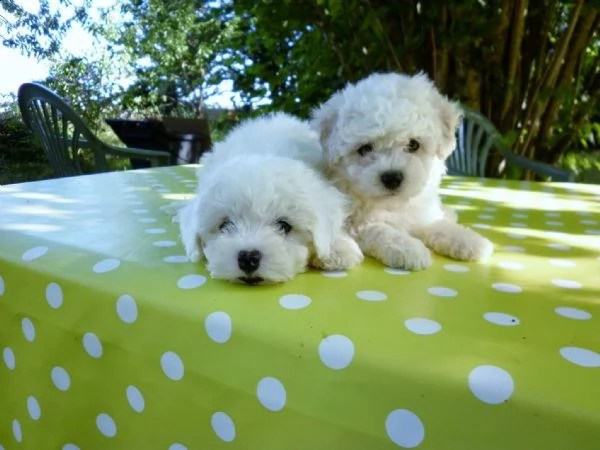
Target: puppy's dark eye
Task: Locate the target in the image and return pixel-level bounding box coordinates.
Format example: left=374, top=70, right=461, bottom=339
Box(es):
left=219, top=219, right=234, bottom=233
left=276, top=219, right=292, bottom=234
left=357, top=143, right=373, bottom=156
left=406, top=139, right=420, bottom=153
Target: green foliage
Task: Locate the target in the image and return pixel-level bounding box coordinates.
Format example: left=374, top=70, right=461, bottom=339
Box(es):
left=0, top=96, right=53, bottom=184
left=1, top=0, right=91, bottom=57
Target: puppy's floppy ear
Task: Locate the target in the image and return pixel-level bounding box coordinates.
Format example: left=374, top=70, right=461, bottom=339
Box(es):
left=434, top=93, right=462, bottom=161
left=176, top=198, right=204, bottom=263
left=310, top=90, right=344, bottom=163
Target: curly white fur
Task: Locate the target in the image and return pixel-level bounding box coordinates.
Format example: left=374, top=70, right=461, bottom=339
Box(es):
left=311, top=72, right=494, bottom=271
left=176, top=113, right=363, bottom=284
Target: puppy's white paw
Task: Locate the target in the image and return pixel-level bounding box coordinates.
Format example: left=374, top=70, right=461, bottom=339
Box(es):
left=426, top=225, right=494, bottom=261
left=378, top=238, right=432, bottom=271
left=187, top=248, right=203, bottom=263
left=449, top=232, right=494, bottom=261
left=315, top=235, right=364, bottom=270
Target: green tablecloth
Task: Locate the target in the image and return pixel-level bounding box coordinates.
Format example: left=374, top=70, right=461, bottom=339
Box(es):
left=1, top=166, right=599, bottom=450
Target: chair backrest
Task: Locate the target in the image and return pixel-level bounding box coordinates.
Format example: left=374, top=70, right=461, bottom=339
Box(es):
left=18, top=83, right=109, bottom=177
left=446, top=105, right=502, bottom=178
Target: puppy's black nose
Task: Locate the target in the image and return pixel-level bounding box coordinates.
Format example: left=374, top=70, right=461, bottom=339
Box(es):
left=380, top=171, right=404, bottom=190
left=237, top=249, right=261, bottom=274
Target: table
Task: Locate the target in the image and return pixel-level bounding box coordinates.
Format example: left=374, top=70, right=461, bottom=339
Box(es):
left=1, top=166, right=599, bottom=450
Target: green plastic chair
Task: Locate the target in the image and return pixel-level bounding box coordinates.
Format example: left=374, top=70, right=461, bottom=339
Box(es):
left=446, top=105, right=574, bottom=182
left=18, top=83, right=171, bottom=177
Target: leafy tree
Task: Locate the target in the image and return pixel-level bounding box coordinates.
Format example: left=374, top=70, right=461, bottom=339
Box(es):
left=1, top=0, right=90, bottom=57
left=97, top=0, right=241, bottom=119
left=224, top=0, right=600, bottom=173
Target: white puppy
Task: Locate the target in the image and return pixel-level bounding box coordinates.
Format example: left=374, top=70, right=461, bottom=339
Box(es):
left=311, top=72, right=493, bottom=271
left=176, top=113, right=363, bottom=285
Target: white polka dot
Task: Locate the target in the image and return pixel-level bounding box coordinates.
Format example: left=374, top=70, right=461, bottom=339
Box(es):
left=177, top=274, right=206, bottom=289
left=468, top=365, right=514, bottom=404
left=560, top=347, right=600, bottom=367
left=584, top=229, right=600, bottom=235
left=12, top=419, right=22, bottom=443
left=22, top=317, right=35, bottom=342
left=116, top=294, right=138, bottom=324
left=126, top=385, right=145, bottom=413
left=62, top=444, right=80, bottom=450
left=46, top=282, right=63, bottom=308
left=456, top=200, right=470, bottom=205
left=472, top=223, right=491, bottom=229
left=427, top=286, right=457, bottom=297
left=169, top=445, right=187, bottom=450
left=498, top=261, right=524, bottom=270
left=555, top=307, right=591, bottom=320
left=549, top=259, right=576, bottom=268
left=27, top=396, right=41, bottom=420
left=484, top=312, right=520, bottom=326
left=356, top=290, right=387, bottom=301
left=492, top=283, right=522, bottom=293
left=548, top=243, right=570, bottom=251
left=512, top=213, right=528, bottom=219
left=321, top=270, right=347, bottom=278
left=93, top=258, right=120, bottom=273
left=51, top=367, right=71, bottom=391
left=205, top=312, right=232, bottom=344
left=22, top=246, right=48, bottom=261
left=0, top=275, right=4, bottom=295
left=83, top=332, right=103, bottom=358
left=3, top=347, right=15, bottom=370
left=145, top=227, right=166, bottom=234
left=483, top=207, right=497, bottom=212
left=580, top=219, right=598, bottom=225
left=546, top=221, right=563, bottom=227
left=257, top=377, right=286, bottom=411
left=510, top=222, right=527, bottom=228
left=319, top=335, right=354, bottom=370
left=478, top=214, right=494, bottom=220
left=552, top=279, right=582, bottom=289
left=545, top=212, right=561, bottom=217
left=211, top=412, right=236, bottom=442
left=577, top=211, right=593, bottom=216
left=443, top=264, right=469, bottom=273
left=385, top=268, right=410, bottom=275
left=405, top=318, right=442, bottom=335
left=132, top=208, right=149, bottom=214
left=503, top=245, right=525, bottom=252
left=507, top=232, right=526, bottom=239
left=163, top=255, right=189, bottom=263
left=161, top=351, right=184, bottom=380
left=153, top=240, right=177, bottom=247
left=138, top=217, right=157, bottom=223
left=279, top=294, right=312, bottom=310
left=385, top=409, right=425, bottom=448
left=96, top=413, right=117, bottom=437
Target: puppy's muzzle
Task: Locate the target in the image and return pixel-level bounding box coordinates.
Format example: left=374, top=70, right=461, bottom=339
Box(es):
left=380, top=171, right=404, bottom=191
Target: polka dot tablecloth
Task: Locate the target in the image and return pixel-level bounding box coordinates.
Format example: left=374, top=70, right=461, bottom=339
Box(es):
left=1, top=167, right=599, bottom=450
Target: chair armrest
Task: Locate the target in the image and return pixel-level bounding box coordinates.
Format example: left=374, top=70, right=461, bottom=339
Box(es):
left=104, top=145, right=171, bottom=165
left=503, top=152, right=575, bottom=182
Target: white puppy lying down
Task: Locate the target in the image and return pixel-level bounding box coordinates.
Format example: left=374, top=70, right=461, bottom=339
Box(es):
left=311, top=72, right=494, bottom=271
left=176, top=113, right=363, bottom=285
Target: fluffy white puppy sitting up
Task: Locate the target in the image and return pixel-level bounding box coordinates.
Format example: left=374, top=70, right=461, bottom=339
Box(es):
left=176, top=113, right=363, bottom=285
left=310, top=72, right=493, bottom=271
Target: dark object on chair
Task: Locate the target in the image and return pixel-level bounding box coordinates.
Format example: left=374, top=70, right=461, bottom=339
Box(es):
left=446, top=105, right=575, bottom=182
left=18, top=83, right=170, bottom=177
left=106, top=117, right=212, bottom=169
